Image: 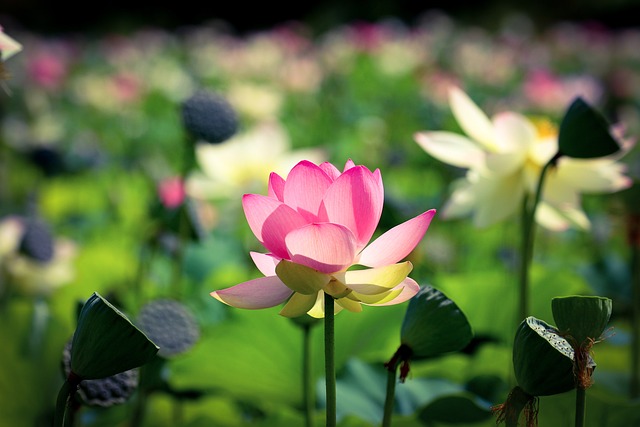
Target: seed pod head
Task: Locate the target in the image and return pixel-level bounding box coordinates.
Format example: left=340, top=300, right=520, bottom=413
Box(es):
left=400, top=285, right=473, bottom=359
left=181, top=90, right=238, bottom=144
left=551, top=295, right=612, bottom=345
left=513, top=316, right=595, bottom=396
left=18, top=219, right=54, bottom=263
left=136, top=299, right=200, bottom=358
left=62, top=340, right=139, bottom=407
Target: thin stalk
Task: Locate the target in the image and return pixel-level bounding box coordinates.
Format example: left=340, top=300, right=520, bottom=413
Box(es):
left=575, top=386, right=586, bottom=427
left=303, top=322, right=314, bottom=427
left=518, top=156, right=557, bottom=322
left=381, top=362, right=398, bottom=427
left=518, top=194, right=532, bottom=324
left=631, top=214, right=640, bottom=398
left=171, top=136, right=196, bottom=297
left=324, top=293, right=336, bottom=427
left=54, top=376, right=80, bottom=427
left=170, top=208, right=188, bottom=297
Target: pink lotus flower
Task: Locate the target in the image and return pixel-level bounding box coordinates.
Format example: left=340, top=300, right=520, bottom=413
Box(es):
left=211, top=159, right=436, bottom=318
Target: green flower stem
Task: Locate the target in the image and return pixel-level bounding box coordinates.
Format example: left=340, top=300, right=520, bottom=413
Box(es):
left=171, top=209, right=188, bottom=297
left=381, top=361, right=398, bottom=427
left=170, top=134, right=197, bottom=297
left=519, top=156, right=558, bottom=322
left=631, top=217, right=640, bottom=399
left=575, top=386, right=586, bottom=427
left=519, top=194, right=532, bottom=324
left=303, top=322, right=314, bottom=427
left=54, top=375, right=80, bottom=427
left=504, top=386, right=532, bottom=427
left=324, top=293, right=336, bottom=427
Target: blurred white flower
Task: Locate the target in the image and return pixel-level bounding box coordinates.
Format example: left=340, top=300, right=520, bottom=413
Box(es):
left=0, top=216, right=76, bottom=297
left=186, top=121, right=326, bottom=200
left=0, top=27, right=22, bottom=60
left=414, top=86, right=633, bottom=231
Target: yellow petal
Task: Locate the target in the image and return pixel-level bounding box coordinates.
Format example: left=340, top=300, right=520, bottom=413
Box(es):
left=336, top=297, right=363, bottom=313
left=279, top=292, right=319, bottom=318
left=306, top=293, right=345, bottom=318
left=344, top=262, right=412, bottom=295
left=351, top=287, right=402, bottom=304
left=276, top=260, right=331, bottom=295
left=325, top=277, right=351, bottom=299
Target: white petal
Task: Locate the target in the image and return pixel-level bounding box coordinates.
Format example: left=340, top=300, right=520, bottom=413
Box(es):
left=414, top=131, right=486, bottom=169
left=449, top=87, right=498, bottom=151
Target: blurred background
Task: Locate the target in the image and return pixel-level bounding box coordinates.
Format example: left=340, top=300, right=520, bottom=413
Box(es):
left=4, top=0, right=640, bottom=35
left=1, top=1, right=640, bottom=426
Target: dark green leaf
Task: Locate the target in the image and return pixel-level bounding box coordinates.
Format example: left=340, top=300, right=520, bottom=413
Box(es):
left=551, top=295, right=612, bottom=344
left=417, top=392, right=493, bottom=424
left=558, top=97, right=620, bottom=159
left=400, top=285, right=473, bottom=359
left=71, top=292, right=159, bottom=379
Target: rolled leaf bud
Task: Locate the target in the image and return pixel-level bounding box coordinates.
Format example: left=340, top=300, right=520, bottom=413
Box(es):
left=136, top=299, right=200, bottom=358
left=18, top=219, right=54, bottom=263
left=71, top=293, right=159, bottom=380
left=181, top=90, right=238, bottom=144
left=551, top=295, right=612, bottom=345
left=513, top=316, right=594, bottom=396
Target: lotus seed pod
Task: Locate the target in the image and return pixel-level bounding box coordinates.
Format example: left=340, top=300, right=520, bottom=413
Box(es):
left=137, top=299, right=200, bottom=358
left=513, top=316, right=595, bottom=396
left=18, top=219, right=54, bottom=262
left=62, top=340, right=139, bottom=407
left=181, top=90, right=238, bottom=144
left=400, top=285, right=473, bottom=359
left=551, top=296, right=612, bottom=345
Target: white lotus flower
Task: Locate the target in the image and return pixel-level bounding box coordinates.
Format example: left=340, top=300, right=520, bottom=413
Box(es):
left=0, top=27, right=22, bottom=60
left=414, top=87, right=633, bottom=231
left=186, top=121, right=326, bottom=200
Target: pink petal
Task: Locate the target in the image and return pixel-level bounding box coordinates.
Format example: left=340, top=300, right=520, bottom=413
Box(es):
left=210, top=276, right=293, bottom=309
left=250, top=252, right=280, bottom=276
left=358, top=209, right=436, bottom=267
left=267, top=172, right=285, bottom=201
left=285, top=223, right=357, bottom=273
left=322, top=165, right=384, bottom=249
left=319, top=162, right=341, bottom=181
left=283, top=160, right=333, bottom=222
left=242, top=194, right=308, bottom=259
left=343, top=159, right=356, bottom=171
left=365, top=277, right=421, bottom=306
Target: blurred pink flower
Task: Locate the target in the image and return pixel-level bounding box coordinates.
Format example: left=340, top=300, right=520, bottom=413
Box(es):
left=111, top=71, right=143, bottom=104
left=26, top=51, right=68, bottom=90
left=522, top=69, right=603, bottom=113
left=158, top=177, right=185, bottom=209
left=211, top=159, right=436, bottom=318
